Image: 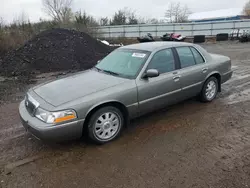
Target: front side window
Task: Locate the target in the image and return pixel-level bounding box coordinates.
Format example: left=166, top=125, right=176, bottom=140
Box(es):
left=176, top=47, right=196, bottom=68
left=96, top=49, right=150, bottom=79
left=147, top=49, right=175, bottom=74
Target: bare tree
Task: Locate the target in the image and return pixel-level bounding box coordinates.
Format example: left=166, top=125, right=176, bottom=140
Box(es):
left=165, top=2, right=175, bottom=23
left=75, top=11, right=98, bottom=27
left=100, top=17, right=109, bottom=26
left=124, top=8, right=138, bottom=24
left=42, top=0, right=74, bottom=23
left=149, top=18, right=160, bottom=24
left=110, top=9, right=127, bottom=25
left=178, top=4, right=191, bottom=22
left=138, top=17, right=160, bottom=24
left=0, top=17, right=4, bottom=29
left=243, top=0, right=250, bottom=16
left=165, top=2, right=191, bottom=23
left=110, top=7, right=139, bottom=25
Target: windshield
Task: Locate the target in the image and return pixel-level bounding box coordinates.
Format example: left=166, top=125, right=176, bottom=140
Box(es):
left=95, top=49, right=150, bottom=79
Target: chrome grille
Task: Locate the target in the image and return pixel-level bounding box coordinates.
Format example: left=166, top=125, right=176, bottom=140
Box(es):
left=25, top=94, right=39, bottom=115
left=25, top=99, right=36, bottom=115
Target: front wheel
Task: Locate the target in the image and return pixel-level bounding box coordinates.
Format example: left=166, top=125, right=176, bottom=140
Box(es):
left=200, top=77, right=218, bottom=102
left=88, top=106, right=124, bottom=144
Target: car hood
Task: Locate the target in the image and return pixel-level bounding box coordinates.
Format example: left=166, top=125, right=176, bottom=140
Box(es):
left=33, top=70, right=128, bottom=107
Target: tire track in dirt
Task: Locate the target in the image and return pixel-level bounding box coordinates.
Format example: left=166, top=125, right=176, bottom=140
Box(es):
left=218, top=61, right=250, bottom=105
left=0, top=126, right=24, bottom=142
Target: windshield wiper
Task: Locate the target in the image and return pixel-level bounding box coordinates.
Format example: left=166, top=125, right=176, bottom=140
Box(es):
left=93, top=67, right=103, bottom=72
left=93, top=67, right=120, bottom=76
left=102, top=70, right=120, bottom=76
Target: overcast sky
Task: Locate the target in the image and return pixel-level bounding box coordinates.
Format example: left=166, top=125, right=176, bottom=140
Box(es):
left=0, top=0, right=248, bottom=23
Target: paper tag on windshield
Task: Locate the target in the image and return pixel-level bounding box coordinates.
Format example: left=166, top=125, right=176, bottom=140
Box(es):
left=132, top=53, right=146, bottom=58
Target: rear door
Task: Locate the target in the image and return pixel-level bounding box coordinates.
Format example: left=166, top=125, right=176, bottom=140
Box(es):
left=174, top=46, right=208, bottom=99
left=136, top=48, right=182, bottom=115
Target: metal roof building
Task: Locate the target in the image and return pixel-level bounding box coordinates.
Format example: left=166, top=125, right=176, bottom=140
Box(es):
left=188, top=8, right=246, bottom=22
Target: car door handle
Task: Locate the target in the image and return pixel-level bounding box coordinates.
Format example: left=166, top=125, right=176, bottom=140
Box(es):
left=202, top=68, right=208, bottom=73
left=173, top=76, right=181, bottom=82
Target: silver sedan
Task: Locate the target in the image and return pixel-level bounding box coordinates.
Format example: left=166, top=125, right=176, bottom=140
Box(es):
left=19, top=42, right=233, bottom=144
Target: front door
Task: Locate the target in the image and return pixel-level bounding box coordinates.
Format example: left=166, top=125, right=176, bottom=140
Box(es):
left=136, top=48, right=182, bottom=115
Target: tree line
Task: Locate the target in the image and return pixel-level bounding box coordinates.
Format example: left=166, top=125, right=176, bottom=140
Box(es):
left=40, top=0, right=250, bottom=27
left=41, top=0, right=192, bottom=27
left=1, top=0, right=250, bottom=28
left=2, top=0, right=250, bottom=28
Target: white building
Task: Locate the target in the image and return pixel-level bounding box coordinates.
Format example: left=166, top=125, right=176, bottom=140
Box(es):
left=188, top=8, right=245, bottom=22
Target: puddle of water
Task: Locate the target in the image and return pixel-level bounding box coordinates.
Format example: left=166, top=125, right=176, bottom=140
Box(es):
left=224, top=88, right=250, bottom=105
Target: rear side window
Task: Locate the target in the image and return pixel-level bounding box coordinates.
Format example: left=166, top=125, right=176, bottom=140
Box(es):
left=190, top=47, right=205, bottom=64
left=147, top=49, right=175, bottom=74
left=176, top=47, right=196, bottom=68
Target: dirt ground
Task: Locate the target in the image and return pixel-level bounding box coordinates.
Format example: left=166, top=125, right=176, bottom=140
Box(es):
left=0, top=41, right=250, bottom=188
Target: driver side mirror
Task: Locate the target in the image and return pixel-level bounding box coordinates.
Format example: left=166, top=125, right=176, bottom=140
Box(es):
left=143, top=69, right=160, bottom=78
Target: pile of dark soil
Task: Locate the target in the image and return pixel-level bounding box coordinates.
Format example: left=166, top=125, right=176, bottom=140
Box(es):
left=0, top=28, right=113, bottom=78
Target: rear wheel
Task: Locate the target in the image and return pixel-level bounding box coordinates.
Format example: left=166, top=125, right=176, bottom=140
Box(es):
left=88, top=106, right=124, bottom=144
left=200, top=77, right=218, bottom=102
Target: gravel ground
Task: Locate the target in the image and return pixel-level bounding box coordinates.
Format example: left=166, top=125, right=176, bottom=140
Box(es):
left=0, top=41, right=250, bottom=188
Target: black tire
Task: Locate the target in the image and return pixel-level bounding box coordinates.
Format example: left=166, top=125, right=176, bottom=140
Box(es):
left=216, top=33, right=229, bottom=41
left=193, top=35, right=205, bottom=43
left=200, top=77, right=219, bottom=102
left=88, top=106, right=124, bottom=144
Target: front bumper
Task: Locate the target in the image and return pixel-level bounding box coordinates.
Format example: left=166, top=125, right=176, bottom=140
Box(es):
left=19, top=100, right=85, bottom=142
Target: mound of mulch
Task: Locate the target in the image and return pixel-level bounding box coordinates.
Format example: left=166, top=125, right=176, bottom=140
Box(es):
left=0, top=28, right=113, bottom=78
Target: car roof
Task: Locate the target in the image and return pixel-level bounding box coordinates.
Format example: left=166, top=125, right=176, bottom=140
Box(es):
left=120, top=41, right=193, bottom=52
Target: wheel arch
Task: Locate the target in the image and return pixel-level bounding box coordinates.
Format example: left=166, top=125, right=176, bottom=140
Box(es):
left=205, top=72, right=221, bottom=92
left=82, top=101, right=129, bottom=135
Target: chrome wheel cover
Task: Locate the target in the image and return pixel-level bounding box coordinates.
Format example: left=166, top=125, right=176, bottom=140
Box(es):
left=94, top=112, right=121, bottom=140
left=205, top=80, right=217, bottom=100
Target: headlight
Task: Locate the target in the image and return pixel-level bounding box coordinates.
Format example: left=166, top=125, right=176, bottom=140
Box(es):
left=35, top=108, right=77, bottom=124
